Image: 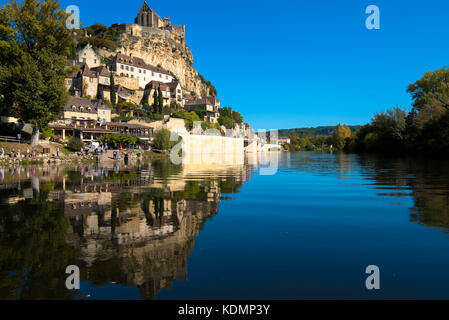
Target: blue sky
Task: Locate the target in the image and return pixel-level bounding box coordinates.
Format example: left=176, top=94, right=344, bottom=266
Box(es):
left=8, top=0, right=449, bottom=129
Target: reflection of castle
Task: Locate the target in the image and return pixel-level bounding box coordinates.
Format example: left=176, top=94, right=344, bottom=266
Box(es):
left=60, top=165, right=232, bottom=299
left=0, top=160, right=249, bottom=299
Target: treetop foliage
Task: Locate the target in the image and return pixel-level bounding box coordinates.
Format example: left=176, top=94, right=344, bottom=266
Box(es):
left=0, top=0, right=74, bottom=129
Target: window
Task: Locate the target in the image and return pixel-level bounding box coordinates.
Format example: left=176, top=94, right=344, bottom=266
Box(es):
left=82, top=58, right=86, bottom=63
left=105, top=78, right=109, bottom=84
left=120, top=65, right=124, bottom=70
left=144, top=70, right=146, bottom=74
left=139, top=69, right=141, bottom=73
left=166, top=75, right=168, bottom=80
left=131, top=67, right=134, bottom=72
left=126, top=66, right=129, bottom=71
left=89, top=78, right=93, bottom=83
left=103, top=111, right=105, bottom=115
left=94, top=59, right=97, bottom=64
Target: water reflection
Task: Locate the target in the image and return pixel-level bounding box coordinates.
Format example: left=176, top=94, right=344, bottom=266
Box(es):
left=0, top=160, right=250, bottom=299
left=2, top=152, right=449, bottom=299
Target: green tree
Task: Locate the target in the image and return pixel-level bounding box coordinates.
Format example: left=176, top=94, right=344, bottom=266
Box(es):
left=157, top=85, right=163, bottom=114
left=407, top=67, right=449, bottom=112
left=0, top=0, right=75, bottom=146
left=332, top=124, right=351, bottom=150
left=153, top=128, right=171, bottom=151
left=110, top=72, right=116, bottom=107
left=153, top=87, right=159, bottom=113
left=98, top=133, right=139, bottom=148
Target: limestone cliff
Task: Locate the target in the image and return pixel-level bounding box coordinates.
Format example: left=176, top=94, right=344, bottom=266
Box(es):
left=104, top=31, right=211, bottom=97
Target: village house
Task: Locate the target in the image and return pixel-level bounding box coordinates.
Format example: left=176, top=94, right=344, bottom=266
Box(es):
left=58, top=96, right=111, bottom=123
left=142, top=80, right=183, bottom=108
left=185, top=96, right=220, bottom=124
left=50, top=119, right=153, bottom=143
left=76, top=43, right=101, bottom=68
left=65, top=64, right=113, bottom=102
left=108, top=53, right=175, bottom=89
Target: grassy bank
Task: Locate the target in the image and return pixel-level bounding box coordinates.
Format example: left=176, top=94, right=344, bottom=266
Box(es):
left=0, top=141, right=41, bottom=154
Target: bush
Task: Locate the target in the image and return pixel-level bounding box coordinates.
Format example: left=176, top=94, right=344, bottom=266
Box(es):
left=39, top=126, right=54, bottom=139
left=173, top=110, right=200, bottom=130
left=153, top=128, right=171, bottom=151
left=67, top=138, right=84, bottom=151
left=98, top=133, right=140, bottom=147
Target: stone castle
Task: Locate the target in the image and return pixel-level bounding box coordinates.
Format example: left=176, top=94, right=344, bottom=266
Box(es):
left=112, top=1, right=186, bottom=45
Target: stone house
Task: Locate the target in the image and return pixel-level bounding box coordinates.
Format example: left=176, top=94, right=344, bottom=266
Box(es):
left=184, top=96, right=220, bottom=124
left=76, top=44, right=101, bottom=68
left=142, top=80, right=183, bottom=108
left=59, top=97, right=111, bottom=123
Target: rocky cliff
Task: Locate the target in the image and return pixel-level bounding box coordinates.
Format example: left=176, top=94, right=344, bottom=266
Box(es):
left=99, top=31, right=212, bottom=97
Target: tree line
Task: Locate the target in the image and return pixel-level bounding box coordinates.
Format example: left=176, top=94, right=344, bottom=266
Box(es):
left=285, top=67, right=449, bottom=155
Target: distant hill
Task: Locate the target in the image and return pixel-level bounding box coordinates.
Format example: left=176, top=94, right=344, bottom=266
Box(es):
left=279, top=125, right=362, bottom=136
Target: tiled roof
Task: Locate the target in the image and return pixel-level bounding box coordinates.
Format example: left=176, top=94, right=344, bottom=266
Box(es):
left=64, top=97, right=96, bottom=113
left=80, top=63, right=96, bottom=78
left=112, top=53, right=171, bottom=75
left=185, top=96, right=219, bottom=106
left=91, top=65, right=110, bottom=77
left=145, top=80, right=180, bottom=92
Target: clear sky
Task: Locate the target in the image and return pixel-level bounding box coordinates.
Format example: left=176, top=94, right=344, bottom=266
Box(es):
left=8, top=0, right=449, bottom=129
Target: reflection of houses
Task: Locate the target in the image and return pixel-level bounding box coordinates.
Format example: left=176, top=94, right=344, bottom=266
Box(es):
left=61, top=166, right=222, bottom=299
left=0, top=157, right=249, bottom=300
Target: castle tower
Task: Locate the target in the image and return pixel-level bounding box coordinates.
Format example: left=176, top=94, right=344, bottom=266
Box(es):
left=135, top=1, right=163, bottom=28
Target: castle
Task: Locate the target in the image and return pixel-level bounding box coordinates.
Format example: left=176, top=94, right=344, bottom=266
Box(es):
left=111, top=1, right=185, bottom=45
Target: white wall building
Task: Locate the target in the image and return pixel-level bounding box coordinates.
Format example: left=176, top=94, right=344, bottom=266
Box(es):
left=109, top=53, right=174, bottom=89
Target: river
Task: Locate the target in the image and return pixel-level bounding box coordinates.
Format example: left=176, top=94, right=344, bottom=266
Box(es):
left=1, top=152, right=449, bottom=299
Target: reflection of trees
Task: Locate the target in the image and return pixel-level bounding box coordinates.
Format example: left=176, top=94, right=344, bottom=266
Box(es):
left=357, top=155, right=449, bottom=232
left=0, top=159, right=249, bottom=299
left=152, top=160, right=182, bottom=181
left=64, top=161, right=247, bottom=299
left=0, top=182, right=80, bottom=299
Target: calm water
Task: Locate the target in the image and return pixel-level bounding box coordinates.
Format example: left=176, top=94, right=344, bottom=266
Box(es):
left=1, top=152, right=449, bottom=299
